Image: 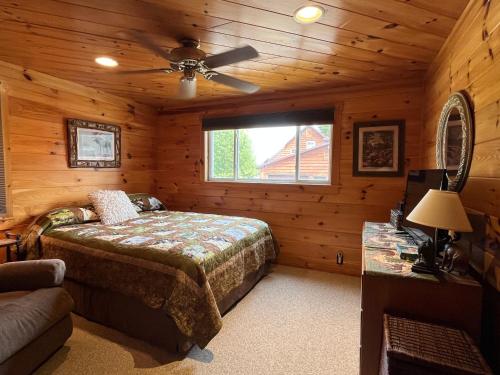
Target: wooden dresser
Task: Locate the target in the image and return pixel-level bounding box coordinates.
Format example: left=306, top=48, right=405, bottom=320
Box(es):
left=360, top=222, right=482, bottom=375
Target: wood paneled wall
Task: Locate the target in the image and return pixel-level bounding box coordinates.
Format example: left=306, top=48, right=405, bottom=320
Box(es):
left=421, top=0, right=500, bottom=218
left=0, top=60, right=157, bottom=231
left=155, top=82, right=424, bottom=276
left=420, top=1, right=500, bottom=370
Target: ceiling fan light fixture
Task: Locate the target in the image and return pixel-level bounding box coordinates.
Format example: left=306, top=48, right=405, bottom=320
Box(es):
left=293, top=4, right=325, bottom=24
left=178, top=76, right=197, bottom=100
left=95, top=56, right=118, bottom=67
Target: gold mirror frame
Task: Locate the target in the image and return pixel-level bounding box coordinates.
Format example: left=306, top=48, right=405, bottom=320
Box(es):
left=436, top=91, right=474, bottom=192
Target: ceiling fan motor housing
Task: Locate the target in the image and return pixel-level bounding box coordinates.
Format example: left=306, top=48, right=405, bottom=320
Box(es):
left=169, top=39, right=206, bottom=66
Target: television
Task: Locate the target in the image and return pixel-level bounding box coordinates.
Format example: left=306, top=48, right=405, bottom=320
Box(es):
left=402, top=169, right=447, bottom=241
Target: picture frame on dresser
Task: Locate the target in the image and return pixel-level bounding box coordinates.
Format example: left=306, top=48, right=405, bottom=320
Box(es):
left=353, top=120, right=405, bottom=177
left=67, top=118, right=121, bottom=168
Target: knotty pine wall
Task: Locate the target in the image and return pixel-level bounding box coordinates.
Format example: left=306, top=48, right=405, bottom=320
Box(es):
left=0, top=60, right=156, bottom=231
left=420, top=0, right=499, bottom=370
left=155, top=82, right=424, bottom=276
left=421, top=0, right=499, bottom=219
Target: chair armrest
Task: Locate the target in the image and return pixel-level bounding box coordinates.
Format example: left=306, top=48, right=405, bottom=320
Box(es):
left=0, top=259, right=66, bottom=292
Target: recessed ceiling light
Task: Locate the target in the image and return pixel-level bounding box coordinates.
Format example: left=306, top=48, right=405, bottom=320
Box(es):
left=293, top=5, right=325, bottom=24
left=95, top=56, right=118, bottom=67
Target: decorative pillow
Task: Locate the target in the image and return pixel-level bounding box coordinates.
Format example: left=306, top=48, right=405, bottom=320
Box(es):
left=20, top=206, right=100, bottom=260
left=127, top=193, right=166, bottom=212
left=43, top=207, right=98, bottom=228
left=88, top=190, right=139, bottom=225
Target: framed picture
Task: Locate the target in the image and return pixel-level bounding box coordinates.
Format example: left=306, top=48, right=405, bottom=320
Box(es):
left=352, top=120, right=405, bottom=177
left=67, top=118, right=121, bottom=168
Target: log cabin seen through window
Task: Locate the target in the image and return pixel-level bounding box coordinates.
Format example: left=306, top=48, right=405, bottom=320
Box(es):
left=306, top=140, right=316, bottom=149
left=207, top=124, right=333, bottom=184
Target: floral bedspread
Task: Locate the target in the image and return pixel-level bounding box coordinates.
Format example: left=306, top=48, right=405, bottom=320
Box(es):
left=21, top=209, right=277, bottom=347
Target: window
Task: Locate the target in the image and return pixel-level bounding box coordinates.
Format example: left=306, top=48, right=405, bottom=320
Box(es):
left=207, top=124, right=333, bottom=184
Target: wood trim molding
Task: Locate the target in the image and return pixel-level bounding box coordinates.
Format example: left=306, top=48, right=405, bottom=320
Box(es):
left=0, top=81, right=12, bottom=218
left=332, top=102, right=343, bottom=185
left=159, top=78, right=424, bottom=114
left=201, top=128, right=207, bottom=183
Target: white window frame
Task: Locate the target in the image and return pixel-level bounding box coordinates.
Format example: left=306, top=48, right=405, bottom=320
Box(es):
left=206, top=125, right=333, bottom=185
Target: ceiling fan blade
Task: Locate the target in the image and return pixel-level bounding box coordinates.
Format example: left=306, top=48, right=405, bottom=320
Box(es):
left=209, top=73, right=260, bottom=94
left=125, top=31, right=173, bottom=62
left=204, top=45, right=259, bottom=69
left=114, top=68, right=173, bottom=75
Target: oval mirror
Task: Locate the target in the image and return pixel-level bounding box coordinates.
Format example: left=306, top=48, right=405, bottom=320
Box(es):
left=436, top=92, right=474, bottom=192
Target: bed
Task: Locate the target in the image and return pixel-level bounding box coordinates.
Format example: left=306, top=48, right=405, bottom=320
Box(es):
left=21, top=198, right=277, bottom=351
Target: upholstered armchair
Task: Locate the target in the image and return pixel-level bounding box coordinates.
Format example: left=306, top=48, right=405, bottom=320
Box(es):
left=0, top=260, right=74, bottom=375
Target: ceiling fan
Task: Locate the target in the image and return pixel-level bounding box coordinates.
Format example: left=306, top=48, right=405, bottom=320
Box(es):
left=117, top=31, right=261, bottom=99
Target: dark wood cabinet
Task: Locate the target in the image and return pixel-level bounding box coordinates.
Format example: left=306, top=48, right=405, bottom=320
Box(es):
left=360, top=222, right=482, bottom=375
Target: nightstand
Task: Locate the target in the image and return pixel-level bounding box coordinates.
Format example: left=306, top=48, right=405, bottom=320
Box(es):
left=0, top=232, right=21, bottom=262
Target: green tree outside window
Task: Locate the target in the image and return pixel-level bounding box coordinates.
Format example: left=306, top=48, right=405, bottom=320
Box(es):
left=211, top=130, right=258, bottom=179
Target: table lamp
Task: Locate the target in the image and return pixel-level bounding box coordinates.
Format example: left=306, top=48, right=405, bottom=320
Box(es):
left=406, top=189, right=472, bottom=274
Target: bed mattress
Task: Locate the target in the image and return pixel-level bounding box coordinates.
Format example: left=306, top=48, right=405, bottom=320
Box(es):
left=25, top=210, right=276, bottom=347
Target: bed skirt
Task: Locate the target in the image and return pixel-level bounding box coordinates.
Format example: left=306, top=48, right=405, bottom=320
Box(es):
left=64, top=261, right=271, bottom=353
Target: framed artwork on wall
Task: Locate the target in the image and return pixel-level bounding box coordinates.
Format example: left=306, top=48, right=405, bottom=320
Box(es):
left=352, top=120, right=405, bottom=177
left=67, top=118, right=121, bottom=168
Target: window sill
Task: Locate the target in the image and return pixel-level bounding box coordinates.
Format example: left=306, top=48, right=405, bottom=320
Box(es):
left=205, top=179, right=338, bottom=187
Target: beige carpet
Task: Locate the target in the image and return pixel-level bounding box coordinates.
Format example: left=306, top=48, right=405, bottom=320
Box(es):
left=36, top=265, right=361, bottom=375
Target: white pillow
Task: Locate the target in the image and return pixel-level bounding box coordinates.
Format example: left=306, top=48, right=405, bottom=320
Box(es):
left=88, top=190, right=139, bottom=225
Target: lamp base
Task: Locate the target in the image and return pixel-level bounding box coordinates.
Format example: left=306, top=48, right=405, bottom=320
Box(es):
left=411, top=260, right=439, bottom=275
left=411, top=236, right=440, bottom=275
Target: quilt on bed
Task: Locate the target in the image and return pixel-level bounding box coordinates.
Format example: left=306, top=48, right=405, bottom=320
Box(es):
left=21, top=209, right=277, bottom=347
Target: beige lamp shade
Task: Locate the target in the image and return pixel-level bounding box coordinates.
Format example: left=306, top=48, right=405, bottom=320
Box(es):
left=406, top=189, right=473, bottom=232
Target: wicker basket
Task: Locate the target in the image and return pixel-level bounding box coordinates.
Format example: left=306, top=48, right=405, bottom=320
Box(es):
left=380, top=314, right=492, bottom=375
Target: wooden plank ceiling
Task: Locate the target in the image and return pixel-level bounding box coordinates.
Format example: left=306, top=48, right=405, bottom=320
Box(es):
left=0, top=0, right=468, bottom=108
